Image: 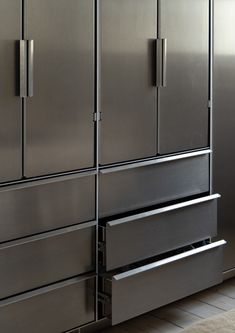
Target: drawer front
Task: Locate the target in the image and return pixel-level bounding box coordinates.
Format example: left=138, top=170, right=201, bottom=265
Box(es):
left=103, top=195, right=220, bottom=271
left=0, top=221, right=96, bottom=299
left=100, top=152, right=209, bottom=218
left=0, top=276, right=95, bottom=333
left=103, top=240, right=226, bottom=325
left=0, top=172, right=95, bottom=242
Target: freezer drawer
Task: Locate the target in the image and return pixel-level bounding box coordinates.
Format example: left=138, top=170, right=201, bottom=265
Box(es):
left=0, top=221, right=95, bottom=299
left=101, top=195, right=220, bottom=271
left=0, top=172, right=95, bottom=242
left=0, top=276, right=95, bottom=333
left=100, top=151, right=210, bottom=217
left=102, top=241, right=226, bottom=325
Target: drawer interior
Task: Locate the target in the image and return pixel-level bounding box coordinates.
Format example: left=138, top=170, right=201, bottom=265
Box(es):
left=101, top=240, right=226, bottom=325
left=100, top=194, right=220, bottom=271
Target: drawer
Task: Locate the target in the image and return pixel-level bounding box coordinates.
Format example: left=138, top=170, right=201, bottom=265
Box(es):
left=100, top=194, right=220, bottom=271
left=99, top=151, right=210, bottom=217
left=0, top=221, right=95, bottom=299
left=0, top=275, right=95, bottom=333
left=101, top=240, right=226, bottom=325
left=0, top=171, right=95, bottom=242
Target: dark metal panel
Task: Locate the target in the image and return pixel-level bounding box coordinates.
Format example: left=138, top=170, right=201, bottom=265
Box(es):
left=0, top=0, right=22, bottom=182
left=99, top=0, right=158, bottom=165
left=105, top=195, right=219, bottom=271
left=0, top=276, right=95, bottom=333
left=100, top=154, right=209, bottom=218
left=104, top=241, right=225, bottom=325
left=0, top=222, right=95, bottom=299
left=0, top=174, right=95, bottom=242
left=214, top=0, right=235, bottom=271
left=25, top=0, right=94, bottom=177
left=158, top=0, right=209, bottom=154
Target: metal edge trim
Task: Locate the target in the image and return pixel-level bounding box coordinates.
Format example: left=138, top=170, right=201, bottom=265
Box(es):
left=0, top=220, right=97, bottom=250
left=107, top=194, right=221, bottom=227
left=0, top=274, right=96, bottom=307
left=100, top=149, right=212, bottom=174
left=113, top=240, right=226, bottom=280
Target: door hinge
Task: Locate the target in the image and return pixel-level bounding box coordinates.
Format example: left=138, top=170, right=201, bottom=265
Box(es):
left=98, top=292, right=111, bottom=304
left=93, top=112, right=102, bottom=122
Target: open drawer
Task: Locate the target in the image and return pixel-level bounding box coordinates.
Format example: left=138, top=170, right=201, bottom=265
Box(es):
left=101, top=240, right=226, bottom=325
left=100, top=194, right=220, bottom=271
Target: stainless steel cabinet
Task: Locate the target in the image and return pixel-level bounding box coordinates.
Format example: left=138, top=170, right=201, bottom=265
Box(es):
left=0, top=0, right=22, bottom=182
left=214, top=0, right=235, bottom=272
left=25, top=0, right=94, bottom=177
left=158, top=0, right=209, bottom=154
left=99, top=0, right=158, bottom=165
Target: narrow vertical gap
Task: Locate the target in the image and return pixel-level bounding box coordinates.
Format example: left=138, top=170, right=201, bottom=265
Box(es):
left=21, top=0, right=25, bottom=179
left=209, top=0, right=214, bottom=194
left=157, top=0, right=161, bottom=156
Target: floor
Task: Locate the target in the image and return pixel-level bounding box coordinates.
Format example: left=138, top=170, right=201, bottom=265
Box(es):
left=103, top=278, right=235, bottom=333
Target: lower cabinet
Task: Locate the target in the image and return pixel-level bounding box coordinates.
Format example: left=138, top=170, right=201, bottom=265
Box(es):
left=0, top=276, right=95, bottom=333
left=101, top=240, right=226, bottom=325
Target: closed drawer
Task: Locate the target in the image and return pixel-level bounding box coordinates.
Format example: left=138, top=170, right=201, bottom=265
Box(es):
left=0, top=276, right=95, bottom=333
left=100, top=151, right=210, bottom=217
left=0, top=171, right=96, bottom=242
left=0, top=221, right=95, bottom=299
left=102, top=241, right=226, bottom=325
left=101, top=194, right=220, bottom=271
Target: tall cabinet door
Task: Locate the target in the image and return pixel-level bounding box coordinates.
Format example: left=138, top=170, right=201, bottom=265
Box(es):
left=25, top=0, right=94, bottom=177
left=0, top=0, right=22, bottom=182
left=99, top=0, right=158, bottom=165
left=158, top=0, right=209, bottom=155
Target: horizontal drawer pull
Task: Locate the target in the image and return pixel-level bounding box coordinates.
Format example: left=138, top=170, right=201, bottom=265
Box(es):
left=107, top=194, right=220, bottom=227
left=114, top=240, right=226, bottom=280
left=100, top=149, right=211, bottom=174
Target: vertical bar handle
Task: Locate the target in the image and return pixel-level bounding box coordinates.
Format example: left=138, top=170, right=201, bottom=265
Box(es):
left=156, top=38, right=167, bottom=88
left=20, top=40, right=27, bottom=97
left=27, top=40, right=34, bottom=97
left=162, top=38, right=167, bottom=87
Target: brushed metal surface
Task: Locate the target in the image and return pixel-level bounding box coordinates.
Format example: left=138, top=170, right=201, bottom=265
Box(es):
left=214, top=0, right=235, bottom=271
left=0, top=276, right=95, bottom=333
left=158, top=0, right=209, bottom=154
left=104, top=195, right=219, bottom=270
left=0, top=173, right=95, bottom=242
left=104, top=241, right=225, bottom=325
left=0, top=221, right=95, bottom=299
left=100, top=154, right=209, bottom=218
left=0, top=0, right=22, bottom=182
left=99, top=0, right=158, bottom=165
left=25, top=0, right=94, bottom=177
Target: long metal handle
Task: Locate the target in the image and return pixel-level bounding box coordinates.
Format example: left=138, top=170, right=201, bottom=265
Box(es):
left=107, top=194, right=221, bottom=227
left=162, top=38, right=167, bottom=87
left=156, top=38, right=167, bottom=88
left=27, top=40, right=34, bottom=97
left=113, top=240, right=227, bottom=280
left=20, top=40, right=27, bottom=97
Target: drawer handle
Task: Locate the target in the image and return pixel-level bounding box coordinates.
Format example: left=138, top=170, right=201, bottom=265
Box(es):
left=107, top=194, right=221, bottom=227
left=113, top=240, right=226, bottom=281
left=100, top=149, right=212, bottom=174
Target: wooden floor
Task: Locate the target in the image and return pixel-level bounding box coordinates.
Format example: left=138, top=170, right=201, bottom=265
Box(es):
left=103, top=278, right=235, bottom=333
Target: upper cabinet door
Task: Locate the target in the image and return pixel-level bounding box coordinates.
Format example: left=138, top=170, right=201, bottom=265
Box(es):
left=99, top=0, right=158, bottom=165
left=158, top=0, right=209, bottom=155
left=25, top=0, right=94, bottom=177
left=0, top=0, right=22, bottom=182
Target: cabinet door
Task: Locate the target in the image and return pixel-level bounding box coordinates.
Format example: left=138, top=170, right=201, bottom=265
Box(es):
left=25, top=0, right=94, bottom=177
left=158, top=0, right=209, bottom=154
left=100, top=0, right=158, bottom=165
left=0, top=0, right=22, bottom=182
